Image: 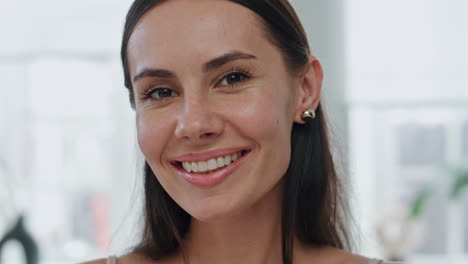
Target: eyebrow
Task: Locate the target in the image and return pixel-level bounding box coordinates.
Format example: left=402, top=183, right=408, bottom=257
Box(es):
left=133, top=51, right=257, bottom=83
left=202, top=51, right=257, bottom=73
left=133, top=69, right=176, bottom=83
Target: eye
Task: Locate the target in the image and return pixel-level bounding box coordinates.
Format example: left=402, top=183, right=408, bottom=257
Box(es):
left=146, top=87, right=179, bottom=100
left=219, top=72, right=249, bottom=86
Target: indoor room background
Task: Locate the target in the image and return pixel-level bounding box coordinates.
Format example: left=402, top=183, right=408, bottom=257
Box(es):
left=1, top=0, right=467, bottom=263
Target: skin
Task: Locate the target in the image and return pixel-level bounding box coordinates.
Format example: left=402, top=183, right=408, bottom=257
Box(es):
left=82, top=0, right=392, bottom=263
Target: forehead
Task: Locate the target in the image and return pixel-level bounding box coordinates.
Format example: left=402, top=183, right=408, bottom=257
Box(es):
left=127, top=0, right=273, bottom=76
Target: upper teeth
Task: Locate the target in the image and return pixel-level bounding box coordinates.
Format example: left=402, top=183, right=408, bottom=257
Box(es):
left=181, top=151, right=242, bottom=173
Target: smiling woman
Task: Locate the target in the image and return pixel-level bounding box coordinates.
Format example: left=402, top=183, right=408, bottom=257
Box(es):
left=81, top=0, right=397, bottom=264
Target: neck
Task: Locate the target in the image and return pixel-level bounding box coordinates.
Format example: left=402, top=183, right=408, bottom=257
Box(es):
left=183, top=182, right=284, bottom=264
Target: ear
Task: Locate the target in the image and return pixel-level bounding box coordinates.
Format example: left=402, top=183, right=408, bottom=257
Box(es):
left=293, top=56, right=323, bottom=124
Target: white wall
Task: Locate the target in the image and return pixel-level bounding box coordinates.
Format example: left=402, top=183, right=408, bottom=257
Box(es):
left=346, top=0, right=468, bottom=104
left=0, top=0, right=132, bottom=55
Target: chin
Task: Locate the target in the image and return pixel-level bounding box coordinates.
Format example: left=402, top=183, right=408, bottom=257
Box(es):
left=186, top=195, right=246, bottom=223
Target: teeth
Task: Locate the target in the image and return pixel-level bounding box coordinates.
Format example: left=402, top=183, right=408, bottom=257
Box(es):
left=197, top=161, right=208, bottom=172
left=217, top=157, right=225, bottom=167
left=180, top=151, right=244, bottom=173
left=225, top=154, right=231, bottom=165
left=183, top=162, right=191, bottom=172
left=232, top=152, right=238, bottom=161
left=207, top=159, right=217, bottom=170
left=191, top=162, right=198, bottom=172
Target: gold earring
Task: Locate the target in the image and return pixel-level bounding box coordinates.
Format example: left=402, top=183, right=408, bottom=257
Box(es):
left=301, top=109, right=316, bottom=123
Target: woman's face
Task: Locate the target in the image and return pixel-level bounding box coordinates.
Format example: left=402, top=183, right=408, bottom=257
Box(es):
left=127, top=0, right=311, bottom=221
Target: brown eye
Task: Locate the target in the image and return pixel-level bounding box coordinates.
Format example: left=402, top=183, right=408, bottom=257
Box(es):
left=220, top=72, right=248, bottom=86
left=149, top=88, right=179, bottom=99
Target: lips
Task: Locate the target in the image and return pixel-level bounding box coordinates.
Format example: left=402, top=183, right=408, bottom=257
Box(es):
left=170, top=147, right=252, bottom=187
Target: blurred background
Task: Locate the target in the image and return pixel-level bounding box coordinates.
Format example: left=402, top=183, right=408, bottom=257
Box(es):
left=0, top=0, right=467, bottom=263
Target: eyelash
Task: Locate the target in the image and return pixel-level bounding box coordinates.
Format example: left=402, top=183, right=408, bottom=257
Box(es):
left=141, top=87, right=175, bottom=101
left=217, top=67, right=252, bottom=87
left=140, top=67, right=252, bottom=101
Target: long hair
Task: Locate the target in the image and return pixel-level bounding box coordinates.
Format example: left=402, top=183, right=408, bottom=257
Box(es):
left=120, top=1, right=352, bottom=263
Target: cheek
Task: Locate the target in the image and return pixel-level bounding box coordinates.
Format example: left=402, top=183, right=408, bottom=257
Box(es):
left=248, top=102, right=284, bottom=137
left=234, top=89, right=291, bottom=137
left=136, top=112, right=170, bottom=165
left=230, top=89, right=293, bottom=195
left=220, top=87, right=293, bottom=164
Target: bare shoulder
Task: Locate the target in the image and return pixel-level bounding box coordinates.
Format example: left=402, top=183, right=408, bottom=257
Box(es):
left=80, top=252, right=180, bottom=264
left=328, top=248, right=406, bottom=264
left=329, top=247, right=372, bottom=264
left=79, top=253, right=152, bottom=264
left=298, top=245, right=397, bottom=264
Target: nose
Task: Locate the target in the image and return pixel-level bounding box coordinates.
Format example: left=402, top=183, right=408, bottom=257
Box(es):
left=174, top=95, right=224, bottom=143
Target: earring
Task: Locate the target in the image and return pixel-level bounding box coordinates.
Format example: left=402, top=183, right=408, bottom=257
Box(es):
left=301, top=109, right=316, bottom=123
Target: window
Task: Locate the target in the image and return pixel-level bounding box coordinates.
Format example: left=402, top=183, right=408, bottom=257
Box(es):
left=350, top=106, right=468, bottom=263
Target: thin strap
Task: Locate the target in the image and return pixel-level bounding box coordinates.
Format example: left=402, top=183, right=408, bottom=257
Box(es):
left=368, top=259, right=383, bottom=264
left=106, top=256, right=117, bottom=264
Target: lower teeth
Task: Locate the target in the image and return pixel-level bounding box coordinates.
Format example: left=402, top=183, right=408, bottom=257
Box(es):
left=198, top=166, right=226, bottom=174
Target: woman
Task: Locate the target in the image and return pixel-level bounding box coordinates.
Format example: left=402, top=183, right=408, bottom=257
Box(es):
left=84, top=0, right=397, bottom=263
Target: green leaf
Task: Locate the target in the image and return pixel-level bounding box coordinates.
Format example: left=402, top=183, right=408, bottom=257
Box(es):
left=410, top=187, right=432, bottom=219
left=450, top=170, right=468, bottom=200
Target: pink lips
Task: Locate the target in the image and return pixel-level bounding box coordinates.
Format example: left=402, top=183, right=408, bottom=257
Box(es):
left=171, top=147, right=251, bottom=187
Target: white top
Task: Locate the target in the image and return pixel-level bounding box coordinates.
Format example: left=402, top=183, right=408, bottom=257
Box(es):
left=106, top=255, right=384, bottom=264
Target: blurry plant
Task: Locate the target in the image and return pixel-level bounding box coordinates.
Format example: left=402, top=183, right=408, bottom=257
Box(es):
left=409, top=185, right=433, bottom=220
left=377, top=165, right=468, bottom=260
left=409, top=165, right=468, bottom=220
left=449, top=166, right=468, bottom=200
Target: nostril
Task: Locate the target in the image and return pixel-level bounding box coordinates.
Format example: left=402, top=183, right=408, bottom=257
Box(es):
left=200, top=132, right=216, bottom=138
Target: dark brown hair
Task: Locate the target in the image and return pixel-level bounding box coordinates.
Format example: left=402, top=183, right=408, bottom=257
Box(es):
left=120, top=1, right=352, bottom=263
